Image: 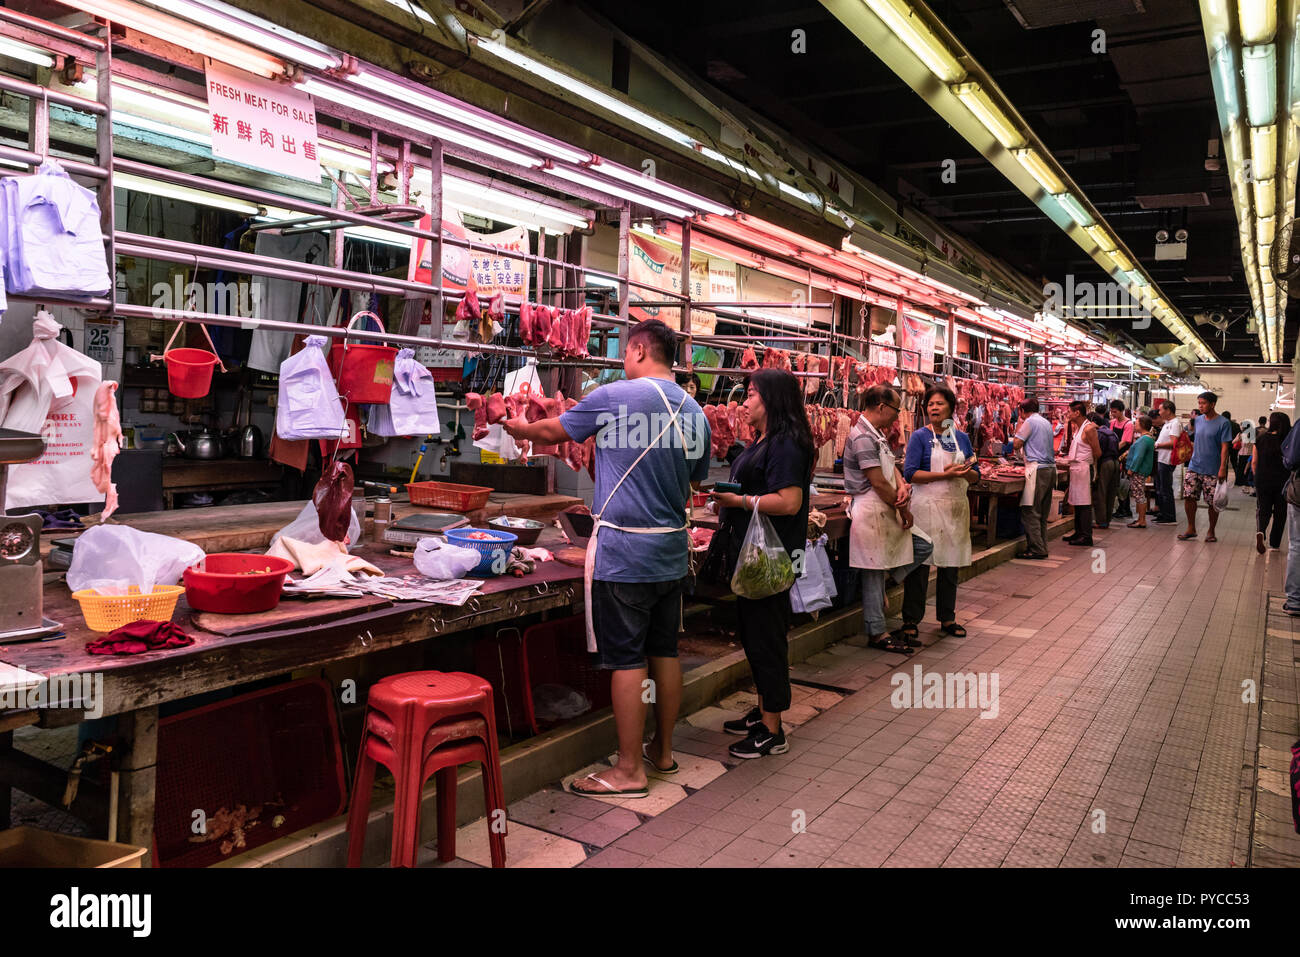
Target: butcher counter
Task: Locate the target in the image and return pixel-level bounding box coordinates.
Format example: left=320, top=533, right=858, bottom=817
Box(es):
left=0, top=491, right=587, bottom=862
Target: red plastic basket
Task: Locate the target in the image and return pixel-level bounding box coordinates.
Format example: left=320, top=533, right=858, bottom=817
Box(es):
left=153, top=678, right=346, bottom=868
left=406, top=481, right=493, bottom=511
left=474, top=616, right=610, bottom=736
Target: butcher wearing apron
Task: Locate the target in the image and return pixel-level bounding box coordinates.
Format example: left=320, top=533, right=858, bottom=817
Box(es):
left=1065, top=419, right=1096, bottom=544
left=904, top=427, right=972, bottom=631
left=846, top=417, right=932, bottom=642
left=583, top=380, right=690, bottom=652
left=1013, top=407, right=1057, bottom=558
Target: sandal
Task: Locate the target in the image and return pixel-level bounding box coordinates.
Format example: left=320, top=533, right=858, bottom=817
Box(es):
left=1126, top=521, right=1146, bottom=528
left=868, top=634, right=914, bottom=654
left=940, top=622, right=967, bottom=637
left=642, top=742, right=678, bottom=775
left=1177, top=532, right=1197, bottom=541
left=1205, top=534, right=1217, bottom=543
left=892, top=624, right=922, bottom=647
left=569, top=773, right=648, bottom=798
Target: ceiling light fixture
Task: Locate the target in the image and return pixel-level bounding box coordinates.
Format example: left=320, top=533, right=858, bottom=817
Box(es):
left=951, top=81, right=1023, bottom=149
left=859, top=0, right=967, bottom=82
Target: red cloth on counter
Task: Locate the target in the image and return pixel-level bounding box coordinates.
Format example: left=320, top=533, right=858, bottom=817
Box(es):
left=86, top=620, right=195, bottom=655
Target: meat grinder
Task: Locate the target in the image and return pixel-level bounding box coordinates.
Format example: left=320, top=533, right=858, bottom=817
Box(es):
left=0, top=428, right=62, bottom=641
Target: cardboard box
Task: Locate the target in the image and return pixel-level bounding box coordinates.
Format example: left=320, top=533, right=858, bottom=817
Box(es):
left=0, top=827, right=148, bottom=868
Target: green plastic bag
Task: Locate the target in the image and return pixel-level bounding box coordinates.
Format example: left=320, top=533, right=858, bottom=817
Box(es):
left=730, top=501, right=795, bottom=599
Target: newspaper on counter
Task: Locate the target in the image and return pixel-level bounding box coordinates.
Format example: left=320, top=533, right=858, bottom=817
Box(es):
left=282, top=563, right=484, bottom=606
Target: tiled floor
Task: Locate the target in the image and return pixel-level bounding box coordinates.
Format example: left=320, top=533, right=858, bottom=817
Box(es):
left=426, top=496, right=1300, bottom=868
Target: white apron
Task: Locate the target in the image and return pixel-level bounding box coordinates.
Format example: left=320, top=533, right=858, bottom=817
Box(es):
left=1066, top=423, right=1094, bottom=506
left=583, top=379, right=689, bottom=652
left=848, top=419, right=913, bottom=570
left=1019, top=463, right=1045, bottom=507
left=908, top=429, right=972, bottom=568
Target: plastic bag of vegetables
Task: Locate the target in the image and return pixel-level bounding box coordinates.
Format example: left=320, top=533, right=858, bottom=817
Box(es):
left=730, top=501, right=795, bottom=599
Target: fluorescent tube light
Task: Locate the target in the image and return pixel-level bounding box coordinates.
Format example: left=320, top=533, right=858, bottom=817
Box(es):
left=1013, top=148, right=1066, bottom=195
left=590, top=161, right=734, bottom=216
left=1243, top=44, right=1278, bottom=126
left=297, top=79, right=544, bottom=170
left=1250, top=123, right=1278, bottom=179
left=1238, top=0, right=1277, bottom=44
left=548, top=166, right=692, bottom=217
left=1054, top=192, right=1093, bottom=227
left=1253, top=176, right=1276, bottom=213
left=861, top=0, right=967, bottom=83
left=951, top=81, right=1024, bottom=149
left=0, top=37, right=55, bottom=68
left=58, top=0, right=285, bottom=77
left=137, top=0, right=340, bottom=69
left=1084, top=225, right=1117, bottom=252
left=1110, top=250, right=1134, bottom=272
left=349, top=70, right=591, bottom=165
left=116, top=172, right=263, bottom=215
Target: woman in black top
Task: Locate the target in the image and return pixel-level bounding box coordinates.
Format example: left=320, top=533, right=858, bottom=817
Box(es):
left=1252, top=412, right=1291, bottom=552
left=710, top=369, right=813, bottom=759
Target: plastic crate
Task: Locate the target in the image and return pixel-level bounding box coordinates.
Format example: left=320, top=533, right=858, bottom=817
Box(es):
left=406, top=480, right=493, bottom=511
left=153, top=678, right=346, bottom=868
left=474, top=616, right=610, bottom=736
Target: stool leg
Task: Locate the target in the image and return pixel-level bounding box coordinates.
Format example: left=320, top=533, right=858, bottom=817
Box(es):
left=482, top=760, right=506, bottom=868
left=390, top=760, right=426, bottom=869
left=434, top=766, right=458, bottom=862
left=346, top=749, right=377, bottom=868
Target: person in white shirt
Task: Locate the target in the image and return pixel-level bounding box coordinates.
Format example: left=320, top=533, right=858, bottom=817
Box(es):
left=1237, top=416, right=1257, bottom=494
left=1152, top=400, right=1183, bottom=524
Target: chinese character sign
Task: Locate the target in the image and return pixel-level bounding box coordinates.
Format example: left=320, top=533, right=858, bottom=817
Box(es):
left=408, top=213, right=530, bottom=300
left=899, top=315, right=936, bottom=374
left=205, top=59, right=321, bottom=183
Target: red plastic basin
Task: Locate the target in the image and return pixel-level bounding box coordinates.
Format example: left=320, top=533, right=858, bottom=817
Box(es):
left=183, top=553, right=295, bottom=614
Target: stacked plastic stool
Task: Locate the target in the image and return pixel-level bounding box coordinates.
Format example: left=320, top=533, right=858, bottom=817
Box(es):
left=346, top=671, right=506, bottom=868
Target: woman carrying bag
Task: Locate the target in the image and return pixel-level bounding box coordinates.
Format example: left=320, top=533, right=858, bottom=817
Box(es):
left=1124, top=415, right=1156, bottom=528
left=901, top=385, right=978, bottom=639
left=1252, top=412, right=1292, bottom=552
left=710, top=369, right=813, bottom=759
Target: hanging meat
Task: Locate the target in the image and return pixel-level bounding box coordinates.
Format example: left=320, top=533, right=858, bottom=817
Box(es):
left=547, top=308, right=569, bottom=351
left=519, top=302, right=535, bottom=345
left=465, top=392, right=490, bottom=440
left=488, top=291, right=505, bottom=321
left=566, top=305, right=592, bottom=358
left=533, top=305, right=553, bottom=344
left=741, top=346, right=759, bottom=370
left=732, top=401, right=754, bottom=445
left=763, top=348, right=791, bottom=371
left=91, top=381, right=122, bottom=520
left=528, top=393, right=564, bottom=456
left=486, top=392, right=508, bottom=424
left=455, top=273, right=481, bottom=322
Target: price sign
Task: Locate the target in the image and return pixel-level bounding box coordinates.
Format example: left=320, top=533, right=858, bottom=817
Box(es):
left=205, top=59, right=321, bottom=183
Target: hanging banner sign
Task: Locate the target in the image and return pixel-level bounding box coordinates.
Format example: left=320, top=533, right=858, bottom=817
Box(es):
left=899, top=314, right=936, bottom=374
left=628, top=233, right=715, bottom=335
left=409, top=214, right=530, bottom=300
left=204, top=59, right=321, bottom=183
left=869, top=341, right=898, bottom=370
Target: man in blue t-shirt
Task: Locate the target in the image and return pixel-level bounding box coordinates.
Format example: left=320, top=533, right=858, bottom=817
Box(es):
left=1180, top=390, right=1232, bottom=542
left=505, top=319, right=710, bottom=799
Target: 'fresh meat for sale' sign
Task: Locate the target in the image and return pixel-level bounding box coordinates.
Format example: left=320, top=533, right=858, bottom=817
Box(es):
left=204, top=59, right=321, bottom=184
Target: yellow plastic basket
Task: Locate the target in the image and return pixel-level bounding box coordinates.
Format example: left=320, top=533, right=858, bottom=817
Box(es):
left=71, top=585, right=185, bottom=633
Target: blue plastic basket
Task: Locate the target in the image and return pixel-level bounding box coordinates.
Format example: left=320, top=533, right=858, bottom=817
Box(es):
left=444, top=527, right=518, bottom=576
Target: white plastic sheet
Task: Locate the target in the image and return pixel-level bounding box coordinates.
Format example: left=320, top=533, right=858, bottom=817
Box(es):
left=67, top=525, right=204, bottom=596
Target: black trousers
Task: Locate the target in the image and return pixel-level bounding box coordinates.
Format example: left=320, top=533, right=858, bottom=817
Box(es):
left=901, top=563, right=959, bottom=624
left=1257, top=486, right=1287, bottom=548
left=736, top=591, right=793, bottom=713
left=1072, top=503, right=1093, bottom=540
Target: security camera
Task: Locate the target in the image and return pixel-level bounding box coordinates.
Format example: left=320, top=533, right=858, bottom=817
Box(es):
left=1175, top=228, right=1188, bottom=242
left=1156, top=229, right=1170, bottom=243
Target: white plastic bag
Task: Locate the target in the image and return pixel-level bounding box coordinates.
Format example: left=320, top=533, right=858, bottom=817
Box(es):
left=367, top=349, right=443, bottom=437
left=791, top=535, right=836, bottom=614
left=730, top=502, right=796, bottom=599
left=0, top=313, right=103, bottom=509
left=275, top=335, right=345, bottom=440
left=270, top=500, right=360, bottom=553
left=412, top=538, right=481, bottom=579
left=67, top=525, right=204, bottom=596
left=1212, top=477, right=1230, bottom=511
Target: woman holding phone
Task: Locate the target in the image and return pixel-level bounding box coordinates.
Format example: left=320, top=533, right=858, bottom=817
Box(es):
left=710, top=369, right=813, bottom=759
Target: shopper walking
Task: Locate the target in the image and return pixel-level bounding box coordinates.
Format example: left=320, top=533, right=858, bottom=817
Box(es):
left=1252, top=412, right=1291, bottom=553
left=711, top=370, right=813, bottom=759
left=1235, top=414, right=1255, bottom=491
left=1059, top=401, right=1101, bottom=546
left=1283, top=423, right=1300, bottom=615
left=901, top=385, right=977, bottom=639
left=1152, top=401, right=1183, bottom=524
left=1179, top=391, right=1232, bottom=543
left=1124, top=415, right=1156, bottom=528
left=1111, top=400, right=1135, bottom=519
left=505, top=319, right=710, bottom=797
left=1091, top=412, right=1120, bottom=528
left=845, top=385, right=933, bottom=654
left=1012, top=397, right=1057, bottom=559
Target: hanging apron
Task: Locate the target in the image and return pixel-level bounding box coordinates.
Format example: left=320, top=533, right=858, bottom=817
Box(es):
left=908, top=428, right=972, bottom=568
left=583, top=379, right=690, bottom=652
left=1066, top=422, right=1094, bottom=506
left=848, top=419, right=913, bottom=570
left=1020, top=463, right=1044, bottom=507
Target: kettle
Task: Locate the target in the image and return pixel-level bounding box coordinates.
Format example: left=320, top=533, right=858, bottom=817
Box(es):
left=239, top=423, right=264, bottom=458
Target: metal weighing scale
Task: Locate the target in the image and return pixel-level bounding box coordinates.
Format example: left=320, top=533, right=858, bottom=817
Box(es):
left=0, top=428, right=63, bottom=642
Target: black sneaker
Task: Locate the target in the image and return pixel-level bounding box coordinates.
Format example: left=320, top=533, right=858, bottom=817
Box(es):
left=729, top=725, right=789, bottom=759
left=723, top=706, right=763, bottom=736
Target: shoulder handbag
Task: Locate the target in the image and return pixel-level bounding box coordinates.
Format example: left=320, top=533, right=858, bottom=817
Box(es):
left=1286, top=469, right=1300, bottom=508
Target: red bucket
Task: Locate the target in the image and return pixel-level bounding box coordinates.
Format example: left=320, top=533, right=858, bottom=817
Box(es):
left=329, top=310, right=397, bottom=404
left=165, top=348, right=220, bottom=398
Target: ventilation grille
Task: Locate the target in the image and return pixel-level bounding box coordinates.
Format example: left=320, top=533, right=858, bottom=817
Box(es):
left=1003, top=0, right=1145, bottom=29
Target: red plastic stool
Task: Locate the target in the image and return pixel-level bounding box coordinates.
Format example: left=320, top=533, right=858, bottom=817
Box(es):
left=346, top=671, right=506, bottom=868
